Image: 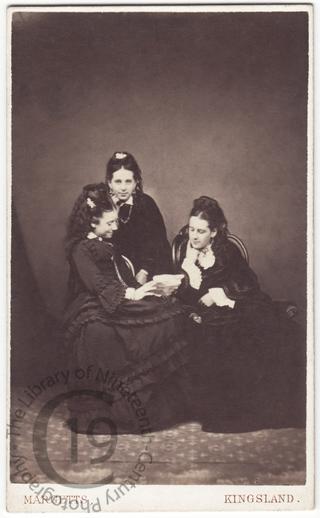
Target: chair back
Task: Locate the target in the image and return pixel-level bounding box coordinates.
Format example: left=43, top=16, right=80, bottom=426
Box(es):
left=121, top=255, right=135, bottom=276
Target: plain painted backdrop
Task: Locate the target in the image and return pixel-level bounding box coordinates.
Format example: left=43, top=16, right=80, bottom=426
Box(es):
left=11, top=11, right=308, bottom=320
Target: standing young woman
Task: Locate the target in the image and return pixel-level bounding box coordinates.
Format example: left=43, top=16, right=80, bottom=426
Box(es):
left=105, top=151, right=172, bottom=284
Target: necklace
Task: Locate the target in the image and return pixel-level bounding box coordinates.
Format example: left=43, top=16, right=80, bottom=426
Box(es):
left=197, top=245, right=215, bottom=269
left=119, top=204, right=133, bottom=224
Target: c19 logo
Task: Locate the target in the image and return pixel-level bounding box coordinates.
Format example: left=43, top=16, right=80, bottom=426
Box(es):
left=33, top=390, right=117, bottom=487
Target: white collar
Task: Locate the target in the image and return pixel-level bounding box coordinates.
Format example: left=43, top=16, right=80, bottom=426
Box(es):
left=111, top=194, right=134, bottom=206
left=87, top=231, right=103, bottom=241
left=186, top=240, right=215, bottom=269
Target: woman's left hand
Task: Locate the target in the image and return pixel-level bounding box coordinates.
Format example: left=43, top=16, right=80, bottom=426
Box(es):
left=199, top=293, right=215, bottom=307
left=199, top=288, right=236, bottom=308
left=208, top=287, right=236, bottom=308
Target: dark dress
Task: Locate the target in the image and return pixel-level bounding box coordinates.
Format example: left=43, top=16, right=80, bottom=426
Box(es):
left=63, top=237, right=190, bottom=434
left=177, top=239, right=306, bottom=432
left=112, top=192, right=172, bottom=277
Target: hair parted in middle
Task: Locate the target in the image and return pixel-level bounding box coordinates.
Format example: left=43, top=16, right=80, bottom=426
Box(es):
left=65, top=183, right=115, bottom=257
left=105, top=151, right=143, bottom=195
left=190, top=195, right=229, bottom=247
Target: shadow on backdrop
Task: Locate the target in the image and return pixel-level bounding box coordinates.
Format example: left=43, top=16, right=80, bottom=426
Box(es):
left=11, top=206, right=64, bottom=385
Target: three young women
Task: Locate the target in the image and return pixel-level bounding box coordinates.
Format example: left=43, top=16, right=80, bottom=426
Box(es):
left=64, top=154, right=305, bottom=434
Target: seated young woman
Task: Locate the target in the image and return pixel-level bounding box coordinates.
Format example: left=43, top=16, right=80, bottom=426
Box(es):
left=63, top=183, right=190, bottom=434
left=176, top=196, right=306, bottom=433
left=105, top=151, right=172, bottom=285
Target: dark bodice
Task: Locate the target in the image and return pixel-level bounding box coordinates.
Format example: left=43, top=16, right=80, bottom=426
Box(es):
left=66, top=238, right=136, bottom=304
left=64, top=237, right=183, bottom=345
left=112, top=192, right=172, bottom=276
left=177, top=239, right=271, bottom=313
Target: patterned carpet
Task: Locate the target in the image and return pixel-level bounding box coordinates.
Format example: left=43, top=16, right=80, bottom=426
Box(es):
left=10, top=394, right=306, bottom=486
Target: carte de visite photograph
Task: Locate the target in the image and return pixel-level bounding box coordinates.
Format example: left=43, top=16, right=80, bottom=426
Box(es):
left=7, top=4, right=313, bottom=512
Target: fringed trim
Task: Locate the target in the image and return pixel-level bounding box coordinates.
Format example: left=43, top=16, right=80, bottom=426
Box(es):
left=123, top=337, right=189, bottom=393
left=64, top=301, right=186, bottom=346
left=98, top=281, right=127, bottom=314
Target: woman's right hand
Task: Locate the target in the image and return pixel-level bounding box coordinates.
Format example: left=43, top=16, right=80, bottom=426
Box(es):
left=134, top=281, right=160, bottom=300
left=135, top=269, right=148, bottom=285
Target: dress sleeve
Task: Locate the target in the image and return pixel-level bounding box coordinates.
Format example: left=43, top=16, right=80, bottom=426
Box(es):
left=72, top=242, right=127, bottom=314
left=176, top=272, right=201, bottom=306
left=221, top=245, right=260, bottom=302
left=137, top=195, right=172, bottom=275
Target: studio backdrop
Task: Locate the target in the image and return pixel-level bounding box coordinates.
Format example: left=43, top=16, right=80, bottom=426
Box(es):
left=12, top=11, right=308, bottom=323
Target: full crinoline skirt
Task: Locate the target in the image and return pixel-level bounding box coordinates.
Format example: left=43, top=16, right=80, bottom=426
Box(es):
left=185, top=302, right=306, bottom=433
left=65, top=297, right=192, bottom=434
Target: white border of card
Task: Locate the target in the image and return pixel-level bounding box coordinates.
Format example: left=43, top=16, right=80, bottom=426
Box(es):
left=6, top=3, right=314, bottom=512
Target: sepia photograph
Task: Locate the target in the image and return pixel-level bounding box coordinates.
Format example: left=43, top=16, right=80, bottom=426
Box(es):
left=7, top=3, right=313, bottom=512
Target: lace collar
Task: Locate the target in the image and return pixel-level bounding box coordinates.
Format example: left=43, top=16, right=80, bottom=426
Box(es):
left=186, top=240, right=216, bottom=269
left=86, top=232, right=113, bottom=244
left=87, top=231, right=101, bottom=241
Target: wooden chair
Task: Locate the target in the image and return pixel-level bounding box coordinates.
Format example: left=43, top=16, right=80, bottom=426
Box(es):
left=121, top=255, right=135, bottom=276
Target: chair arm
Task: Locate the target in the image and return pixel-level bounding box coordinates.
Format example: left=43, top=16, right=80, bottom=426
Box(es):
left=273, top=300, right=298, bottom=319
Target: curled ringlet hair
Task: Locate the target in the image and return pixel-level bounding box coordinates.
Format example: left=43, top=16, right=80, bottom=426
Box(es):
left=65, top=182, right=116, bottom=258
left=190, top=196, right=228, bottom=247
left=105, top=151, right=143, bottom=195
